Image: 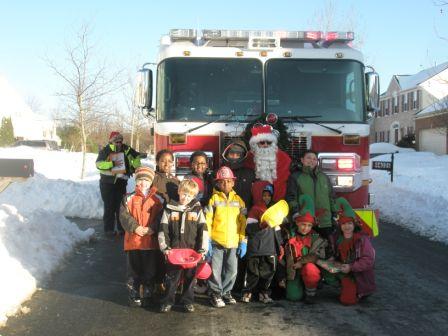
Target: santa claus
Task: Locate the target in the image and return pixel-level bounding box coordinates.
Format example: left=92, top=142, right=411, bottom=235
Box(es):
left=245, top=124, right=291, bottom=204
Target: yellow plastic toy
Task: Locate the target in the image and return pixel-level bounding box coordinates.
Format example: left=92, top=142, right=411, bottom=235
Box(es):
left=260, top=200, right=289, bottom=228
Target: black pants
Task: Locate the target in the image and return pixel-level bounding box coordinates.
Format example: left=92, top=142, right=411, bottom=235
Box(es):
left=232, top=256, right=247, bottom=294
left=243, top=255, right=276, bottom=294
left=100, top=179, right=127, bottom=232
left=127, top=250, right=159, bottom=291
left=160, top=263, right=197, bottom=306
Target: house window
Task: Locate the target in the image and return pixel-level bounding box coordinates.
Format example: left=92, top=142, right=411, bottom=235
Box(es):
left=375, top=132, right=378, bottom=142
left=412, top=91, right=418, bottom=109
left=393, top=96, right=399, bottom=113
left=384, top=99, right=389, bottom=115
left=402, top=94, right=408, bottom=111
left=386, top=130, right=390, bottom=142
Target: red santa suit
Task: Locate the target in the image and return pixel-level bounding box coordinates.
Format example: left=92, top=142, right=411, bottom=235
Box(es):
left=245, top=124, right=291, bottom=204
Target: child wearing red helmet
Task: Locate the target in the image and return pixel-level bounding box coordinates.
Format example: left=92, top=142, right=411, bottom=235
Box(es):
left=206, top=166, right=247, bottom=308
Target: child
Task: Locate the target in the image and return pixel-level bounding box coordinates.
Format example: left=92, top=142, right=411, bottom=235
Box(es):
left=119, top=166, right=164, bottom=307
left=284, top=195, right=328, bottom=304
left=206, top=166, right=246, bottom=308
left=327, top=197, right=376, bottom=305
left=152, top=149, right=179, bottom=204
left=158, top=179, right=208, bottom=313
left=286, top=149, right=336, bottom=238
left=184, top=151, right=214, bottom=207
left=242, top=184, right=283, bottom=304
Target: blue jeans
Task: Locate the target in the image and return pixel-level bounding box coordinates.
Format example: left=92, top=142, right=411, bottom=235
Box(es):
left=208, top=243, right=238, bottom=297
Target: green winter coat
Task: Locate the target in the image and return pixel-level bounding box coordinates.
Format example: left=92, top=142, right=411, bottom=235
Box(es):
left=96, top=143, right=142, bottom=184
left=286, top=166, right=336, bottom=228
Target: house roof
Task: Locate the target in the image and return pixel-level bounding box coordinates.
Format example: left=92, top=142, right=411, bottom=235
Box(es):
left=395, top=62, right=448, bottom=91
left=415, top=95, right=448, bottom=118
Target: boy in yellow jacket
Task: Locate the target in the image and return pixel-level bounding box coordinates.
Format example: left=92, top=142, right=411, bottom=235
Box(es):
left=206, top=166, right=247, bottom=308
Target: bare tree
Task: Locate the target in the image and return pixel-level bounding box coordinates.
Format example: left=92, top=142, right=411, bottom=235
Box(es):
left=45, top=24, right=124, bottom=179
left=121, top=74, right=152, bottom=152
left=25, top=95, right=42, bottom=113
left=307, top=0, right=366, bottom=50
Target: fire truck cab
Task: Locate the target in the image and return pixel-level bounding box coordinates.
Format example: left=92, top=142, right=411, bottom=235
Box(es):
left=136, top=29, right=380, bottom=223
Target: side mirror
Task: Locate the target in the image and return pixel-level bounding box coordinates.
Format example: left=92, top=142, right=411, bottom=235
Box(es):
left=365, top=70, right=380, bottom=114
left=135, top=66, right=153, bottom=113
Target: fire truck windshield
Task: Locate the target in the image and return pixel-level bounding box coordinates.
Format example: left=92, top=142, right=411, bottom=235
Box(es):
left=157, top=58, right=262, bottom=122
left=266, top=59, right=365, bottom=123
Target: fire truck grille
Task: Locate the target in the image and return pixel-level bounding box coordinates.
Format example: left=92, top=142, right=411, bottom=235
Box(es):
left=286, top=136, right=309, bottom=162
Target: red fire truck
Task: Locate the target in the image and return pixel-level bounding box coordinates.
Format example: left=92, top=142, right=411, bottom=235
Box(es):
left=136, top=29, right=380, bottom=234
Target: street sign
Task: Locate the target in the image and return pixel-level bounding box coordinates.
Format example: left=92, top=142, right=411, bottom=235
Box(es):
left=372, top=161, right=392, bottom=170
left=371, top=153, right=395, bottom=182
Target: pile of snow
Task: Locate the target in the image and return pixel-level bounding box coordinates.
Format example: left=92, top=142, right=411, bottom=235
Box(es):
left=370, top=142, right=415, bottom=155
left=0, top=205, right=93, bottom=326
left=0, top=146, right=98, bottom=326
left=370, top=150, right=448, bottom=244
left=0, top=147, right=102, bottom=218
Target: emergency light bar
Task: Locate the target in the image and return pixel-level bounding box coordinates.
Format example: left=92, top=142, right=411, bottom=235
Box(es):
left=324, top=31, right=354, bottom=42
left=169, top=29, right=197, bottom=41
left=168, top=29, right=354, bottom=47
left=202, top=29, right=323, bottom=42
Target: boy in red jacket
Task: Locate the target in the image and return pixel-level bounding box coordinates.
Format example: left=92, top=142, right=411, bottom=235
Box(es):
left=119, top=166, right=164, bottom=307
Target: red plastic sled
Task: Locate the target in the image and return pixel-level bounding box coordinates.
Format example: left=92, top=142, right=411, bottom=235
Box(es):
left=167, top=249, right=202, bottom=269
left=195, top=262, right=212, bottom=280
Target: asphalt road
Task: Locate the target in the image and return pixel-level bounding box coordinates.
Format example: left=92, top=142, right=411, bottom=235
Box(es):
left=1, top=218, right=448, bottom=336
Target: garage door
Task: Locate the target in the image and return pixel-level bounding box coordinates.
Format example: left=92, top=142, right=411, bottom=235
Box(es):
left=419, top=128, right=447, bottom=155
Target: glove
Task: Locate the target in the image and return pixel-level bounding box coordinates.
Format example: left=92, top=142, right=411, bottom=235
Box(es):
left=236, top=241, right=247, bottom=258
left=206, top=240, right=214, bottom=258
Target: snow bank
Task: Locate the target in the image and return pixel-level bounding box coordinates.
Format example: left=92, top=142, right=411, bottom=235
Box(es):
left=0, top=204, right=94, bottom=326
left=370, top=142, right=415, bottom=154
left=0, top=146, right=97, bottom=326
left=370, top=151, right=448, bottom=244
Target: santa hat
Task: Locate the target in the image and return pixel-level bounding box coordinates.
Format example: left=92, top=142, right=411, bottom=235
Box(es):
left=249, top=124, right=278, bottom=148
left=109, top=131, right=123, bottom=143
left=334, top=197, right=357, bottom=225
left=135, top=166, right=155, bottom=182
left=295, top=194, right=315, bottom=224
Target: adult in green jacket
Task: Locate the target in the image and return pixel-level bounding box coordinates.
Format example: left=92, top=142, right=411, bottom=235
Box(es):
left=286, top=150, right=336, bottom=238
left=96, top=131, right=142, bottom=235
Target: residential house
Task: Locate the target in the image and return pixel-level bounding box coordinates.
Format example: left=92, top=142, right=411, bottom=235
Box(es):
left=371, top=62, right=448, bottom=154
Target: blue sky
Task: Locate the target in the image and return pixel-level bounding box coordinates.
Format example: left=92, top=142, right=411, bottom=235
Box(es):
left=0, top=0, right=446, bottom=115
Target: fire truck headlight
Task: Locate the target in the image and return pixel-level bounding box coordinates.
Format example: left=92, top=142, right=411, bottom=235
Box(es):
left=337, top=176, right=354, bottom=187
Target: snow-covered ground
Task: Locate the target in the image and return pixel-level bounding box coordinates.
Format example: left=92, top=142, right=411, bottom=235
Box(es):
left=0, top=144, right=447, bottom=326
left=0, top=147, right=98, bottom=326
left=370, top=149, right=448, bottom=244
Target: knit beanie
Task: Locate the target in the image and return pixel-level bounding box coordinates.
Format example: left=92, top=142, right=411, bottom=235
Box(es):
left=135, top=166, right=155, bottom=183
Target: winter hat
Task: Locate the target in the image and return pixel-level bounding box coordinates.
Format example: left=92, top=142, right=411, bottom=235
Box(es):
left=249, top=124, right=278, bottom=148
left=334, top=197, right=356, bottom=225
left=215, top=166, right=236, bottom=180
left=135, top=166, right=155, bottom=182
left=262, top=184, right=274, bottom=196
left=222, top=140, right=248, bottom=162
left=109, top=131, right=123, bottom=143
left=295, top=194, right=315, bottom=224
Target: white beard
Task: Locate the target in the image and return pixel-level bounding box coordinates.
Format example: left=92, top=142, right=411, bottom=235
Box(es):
left=252, top=144, right=278, bottom=183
